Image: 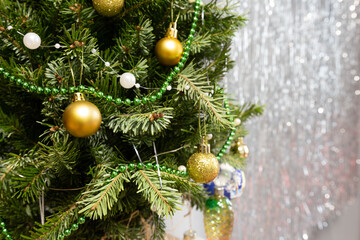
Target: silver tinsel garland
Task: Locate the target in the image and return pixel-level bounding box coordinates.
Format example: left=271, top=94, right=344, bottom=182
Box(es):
left=226, top=0, right=360, bottom=239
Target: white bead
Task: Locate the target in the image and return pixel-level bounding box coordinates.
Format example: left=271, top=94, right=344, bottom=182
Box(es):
left=178, top=165, right=187, bottom=172
left=120, top=72, right=136, bottom=89
left=91, top=49, right=97, bottom=54
left=166, top=85, right=172, bottom=91
left=206, top=133, right=213, bottom=140
left=135, top=83, right=141, bottom=88
left=54, top=43, right=61, bottom=49
left=105, top=62, right=110, bottom=67
left=185, top=85, right=190, bottom=90
left=23, top=32, right=41, bottom=50
left=7, top=26, right=13, bottom=30
left=234, top=118, right=241, bottom=126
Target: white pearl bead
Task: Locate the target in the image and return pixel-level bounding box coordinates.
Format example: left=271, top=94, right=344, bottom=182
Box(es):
left=135, top=83, right=141, bottom=88
left=105, top=62, right=110, bottom=67
left=54, top=43, right=61, bottom=49
left=185, top=85, right=190, bottom=90
left=120, top=73, right=136, bottom=89
left=206, top=133, right=213, bottom=140
left=166, top=85, right=172, bottom=91
left=7, top=26, right=13, bottom=30
left=91, top=49, right=97, bottom=54
left=23, top=32, right=41, bottom=50
left=178, top=165, right=187, bottom=172
left=234, top=118, right=241, bottom=126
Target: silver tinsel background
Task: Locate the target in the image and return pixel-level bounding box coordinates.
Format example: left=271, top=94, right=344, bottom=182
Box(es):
left=224, top=0, right=360, bottom=239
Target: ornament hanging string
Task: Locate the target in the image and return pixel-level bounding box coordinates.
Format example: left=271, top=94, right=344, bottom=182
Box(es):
left=133, top=144, right=143, bottom=164
left=153, top=142, right=163, bottom=190
left=39, top=188, right=45, bottom=225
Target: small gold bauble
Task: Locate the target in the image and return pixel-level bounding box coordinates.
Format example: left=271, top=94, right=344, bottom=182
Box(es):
left=187, top=152, right=219, bottom=184
left=63, top=93, right=102, bottom=138
left=155, top=22, right=183, bottom=66
left=230, top=137, right=249, bottom=158
left=92, top=0, right=124, bottom=17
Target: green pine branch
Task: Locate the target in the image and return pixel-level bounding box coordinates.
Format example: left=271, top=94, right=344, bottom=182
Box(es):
left=221, top=153, right=246, bottom=169
left=189, top=33, right=212, bottom=54
left=26, top=201, right=81, bottom=240
left=78, top=171, right=131, bottom=219
left=176, top=63, right=231, bottom=128
left=132, top=169, right=181, bottom=217
left=238, top=103, right=265, bottom=122
left=161, top=171, right=207, bottom=210
left=108, top=107, right=174, bottom=136
left=12, top=166, right=48, bottom=203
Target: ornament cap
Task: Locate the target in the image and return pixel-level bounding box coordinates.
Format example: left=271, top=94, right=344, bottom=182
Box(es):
left=214, top=186, right=225, bottom=196
left=72, top=92, right=86, bottom=102
left=237, top=137, right=244, bottom=145
left=197, top=136, right=211, bottom=153
left=165, top=22, right=178, bottom=38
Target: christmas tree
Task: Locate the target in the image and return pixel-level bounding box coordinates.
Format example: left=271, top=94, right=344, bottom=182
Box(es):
left=0, top=0, right=263, bottom=239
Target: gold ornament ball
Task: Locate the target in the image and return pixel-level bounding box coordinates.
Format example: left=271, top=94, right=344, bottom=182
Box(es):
left=155, top=37, right=183, bottom=66
left=92, top=0, right=124, bottom=17
left=231, top=138, right=249, bottom=158
left=63, top=100, right=102, bottom=138
left=187, top=152, right=219, bottom=184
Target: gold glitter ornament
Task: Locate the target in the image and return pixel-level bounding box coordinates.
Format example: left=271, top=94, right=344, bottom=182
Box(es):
left=187, top=137, right=219, bottom=184
left=204, top=186, right=234, bottom=240
left=63, top=93, right=102, bottom=138
left=92, top=0, right=124, bottom=17
left=230, top=137, right=249, bottom=158
left=155, top=22, right=183, bottom=66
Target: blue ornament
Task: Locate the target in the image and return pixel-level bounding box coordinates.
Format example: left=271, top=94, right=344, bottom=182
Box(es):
left=204, top=181, right=216, bottom=195
left=204, top=163, right=246, bottom=199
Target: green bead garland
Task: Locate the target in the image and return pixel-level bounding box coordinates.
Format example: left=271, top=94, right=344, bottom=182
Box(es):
left=55, top=216, right=87, bottom=240
left=216, top=100, right=237, bottom=160
left=71, top=223, right=79, bottom=231
left=0, top=218, right=12, bottom=240
left=0, top=0, right=202, bottom=107
left=64, top=229, right=71, bottom=236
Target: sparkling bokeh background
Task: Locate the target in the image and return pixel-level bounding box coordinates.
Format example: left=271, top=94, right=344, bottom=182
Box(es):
left=224, top=0, right=360, bottom=239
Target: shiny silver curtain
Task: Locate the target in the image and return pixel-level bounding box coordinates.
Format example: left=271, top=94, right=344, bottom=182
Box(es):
left=226, top=0, right=360, bottom=239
